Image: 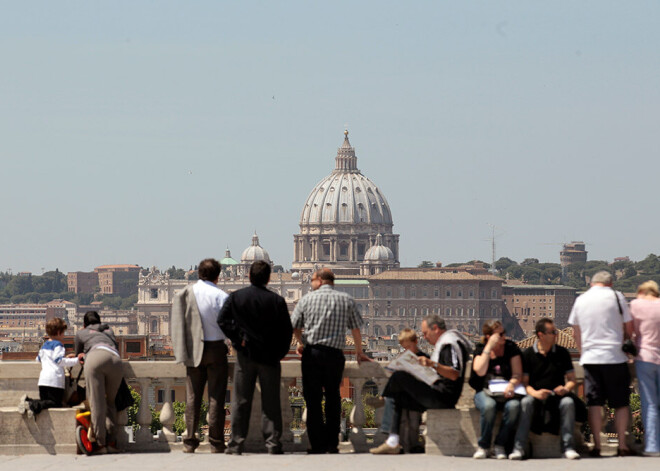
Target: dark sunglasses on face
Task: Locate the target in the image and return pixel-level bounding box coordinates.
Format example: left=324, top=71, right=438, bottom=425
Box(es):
left=544, top=329, right=558, bottom=335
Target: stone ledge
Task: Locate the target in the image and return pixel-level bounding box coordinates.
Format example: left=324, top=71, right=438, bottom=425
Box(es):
left=0, top=407, right=78, bottom=455
left=424, top=408, right=585, bottom=458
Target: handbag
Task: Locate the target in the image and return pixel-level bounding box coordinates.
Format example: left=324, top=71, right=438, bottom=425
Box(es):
left=613, top=288, right=638, bottom=356
left=64, top=366, right=86, bottom=407
left=115, top=377, right=134, bottom=412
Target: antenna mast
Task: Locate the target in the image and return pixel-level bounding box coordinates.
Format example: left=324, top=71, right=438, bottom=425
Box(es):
left=487, top=224, right=498, bottom=274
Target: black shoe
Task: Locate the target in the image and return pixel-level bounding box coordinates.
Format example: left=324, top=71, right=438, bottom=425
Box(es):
left=327, top=448, right=339, bottom=454
left=307, top=448, right=325, bottom=454
left=225, top=447, right=242, bottom=455
left=268, top=447, right=284, bottom=455
left=589, top=448, right=601, bottom=458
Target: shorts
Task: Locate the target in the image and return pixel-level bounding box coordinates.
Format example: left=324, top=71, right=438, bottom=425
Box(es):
left=583, top=363, right=631, bottom=408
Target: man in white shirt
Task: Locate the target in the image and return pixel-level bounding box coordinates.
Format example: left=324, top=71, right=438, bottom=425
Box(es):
left=569, top=270, right=634, bottom=457
left=172, top=258, right=229, bottom=453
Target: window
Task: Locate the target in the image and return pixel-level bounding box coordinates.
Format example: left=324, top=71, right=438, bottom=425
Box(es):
left=150, top=288, right=158, bottom=299
left=386, top=288, right=392, bottom=298
left=323, top=243, right=331, bottom=256
left=399, top=307, right=406, bottom=316
left=457, top=289, right=463, bottom=298
left=157, top=389, right=176, bottom=404
left=445, top=307, right=451, bottom=316
left=491, top=288, right=498, bottom=298
left=446, top=289, right=451, bottom=297
left=422, top=289, right=427, bottom=297
left=411, top=288, right=416, bottom=298
left=151, top=319, right=158, bottom=333
left=468, top=290, right=474, bottom=298
left=434, top=289, right=439, bottom=297
left=457, top=307, right=463, bottom=317
left=339, top=244, right=348, bottom=256
left=399, top=288, right=405, bottom=297
left=411, top=307, right=417, bottom=316
left=374, top=288, right=380, bottom=297
left=126, top=341, right=141, bottom=353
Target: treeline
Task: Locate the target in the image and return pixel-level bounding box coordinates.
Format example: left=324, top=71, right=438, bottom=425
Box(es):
left=438, top=254, right=660, bottom=292
left=0, top=270, right=137, bottom=309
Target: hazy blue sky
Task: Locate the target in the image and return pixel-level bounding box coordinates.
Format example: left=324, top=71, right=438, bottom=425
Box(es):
left=2, top=1, right=659, bottom=274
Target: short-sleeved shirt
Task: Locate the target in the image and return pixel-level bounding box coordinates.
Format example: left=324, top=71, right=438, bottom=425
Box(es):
left=522, top=342, right=574, bottom=391
left=568, top=285, right=631, bottom=364
left=291, top=284, right=363, bottom=350
left=630, top=298, right=660, bottom=365
left=469, top=340, right=522, bottom=391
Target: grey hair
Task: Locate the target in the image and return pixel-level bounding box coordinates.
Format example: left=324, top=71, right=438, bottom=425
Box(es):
left=423, top=315, right=446, bottom=331
left=591, top=270, right=613, bottom=285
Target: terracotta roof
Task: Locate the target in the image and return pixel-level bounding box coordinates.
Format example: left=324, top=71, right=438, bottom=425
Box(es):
left=368, top=269, right=502, bottom=281
left=95, top=264, right=141, bottom=270
left=516, top=327, right=577, bottom=351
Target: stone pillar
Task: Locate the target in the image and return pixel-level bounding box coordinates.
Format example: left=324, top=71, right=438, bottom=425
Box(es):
left=116, top=408, right=130, bottom=449
left=158, top=380, right=176, bottom=442
left=135, top=379, right=153, bottom=444
left=349, top=378, right=368, bottom=452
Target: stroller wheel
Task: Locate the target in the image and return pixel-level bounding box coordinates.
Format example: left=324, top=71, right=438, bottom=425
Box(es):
left=76, top=424, right=94, bottom=455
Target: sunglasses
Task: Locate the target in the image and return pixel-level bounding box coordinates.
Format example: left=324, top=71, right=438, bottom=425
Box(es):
left=544, top=329, right=558, bottom=335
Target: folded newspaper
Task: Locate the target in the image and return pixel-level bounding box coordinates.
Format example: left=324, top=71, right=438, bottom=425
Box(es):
left=385, top=350, right=439, bottom=386
left=487, top=379, right=527, bottom=396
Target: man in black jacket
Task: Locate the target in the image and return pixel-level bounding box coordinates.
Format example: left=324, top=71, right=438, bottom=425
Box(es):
left=218, top=261, right=293, bottom=455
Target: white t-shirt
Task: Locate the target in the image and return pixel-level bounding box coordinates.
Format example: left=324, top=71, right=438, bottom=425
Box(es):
left=568, top=285, right=631, bottom=365
left=192, top=280, right=228, bottom=341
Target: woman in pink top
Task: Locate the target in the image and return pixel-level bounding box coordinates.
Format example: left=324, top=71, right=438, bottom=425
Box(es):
left=630, top=280, right=660, bottom=456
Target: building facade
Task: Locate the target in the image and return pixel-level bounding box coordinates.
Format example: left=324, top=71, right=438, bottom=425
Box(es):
left=502, top=283, right=577, bottom=339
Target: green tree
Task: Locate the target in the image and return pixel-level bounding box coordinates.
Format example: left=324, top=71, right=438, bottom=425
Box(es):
left=495, top=257, right=517, bottom=271
left=417, top=261, right=434, bottom=268
left=521, top=258, right=539, bottom=267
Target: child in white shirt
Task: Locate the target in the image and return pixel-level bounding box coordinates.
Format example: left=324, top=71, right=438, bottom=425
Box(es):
left=18, top=317, right=80, bottom=418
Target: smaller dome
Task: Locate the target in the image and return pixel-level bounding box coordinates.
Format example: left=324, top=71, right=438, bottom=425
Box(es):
left=364, top=234, right=394, bottom=261
left=220, top=247, right=239, bottom=266
left=241, top=232, right=272, bottom=264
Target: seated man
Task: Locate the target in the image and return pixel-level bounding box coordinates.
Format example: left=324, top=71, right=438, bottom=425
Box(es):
left=370, top=315, right=471, bottom=454
left=377, top=328, right=430, bottom=453
left=510, top=318, right=585, bottom=460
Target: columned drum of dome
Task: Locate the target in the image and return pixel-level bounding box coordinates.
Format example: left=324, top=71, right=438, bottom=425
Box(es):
left=293, top=131, right=400, bottom=275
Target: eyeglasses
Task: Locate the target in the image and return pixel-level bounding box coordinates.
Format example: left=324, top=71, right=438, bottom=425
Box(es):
left=544, top=329, right=558, bottom=335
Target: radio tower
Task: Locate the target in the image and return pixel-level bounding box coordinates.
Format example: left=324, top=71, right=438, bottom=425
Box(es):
left=487, top=224, right=498, bottom=274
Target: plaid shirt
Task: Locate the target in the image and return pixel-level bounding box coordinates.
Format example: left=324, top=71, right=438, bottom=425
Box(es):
left=291, top=284, right=363, bottom=350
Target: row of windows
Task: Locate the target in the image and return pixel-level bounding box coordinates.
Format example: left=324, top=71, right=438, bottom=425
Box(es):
left=372, top=287, right=498, bottom=299
left=373, top=306, right=499, bottom=317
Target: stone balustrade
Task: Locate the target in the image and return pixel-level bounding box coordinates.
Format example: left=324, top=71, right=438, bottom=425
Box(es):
left=0, top=359, right=608, bottom=455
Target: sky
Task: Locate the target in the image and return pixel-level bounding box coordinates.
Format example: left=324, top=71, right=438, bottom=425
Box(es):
left=2, top=1, right=660, bottom=274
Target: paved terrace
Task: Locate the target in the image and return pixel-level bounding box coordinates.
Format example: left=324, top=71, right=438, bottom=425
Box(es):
left=5, top=452, right=659, bottom=471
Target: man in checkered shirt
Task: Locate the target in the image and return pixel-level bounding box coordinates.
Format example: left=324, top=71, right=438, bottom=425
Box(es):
left=292, top=268, right=371, bottom=454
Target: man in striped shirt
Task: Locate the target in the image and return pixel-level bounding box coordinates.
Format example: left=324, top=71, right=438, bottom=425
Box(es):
left=292, top=268, right=371, bottom=454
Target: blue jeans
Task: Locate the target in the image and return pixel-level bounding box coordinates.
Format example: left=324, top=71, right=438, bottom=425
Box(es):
left=636, top=360, right=660, bottom=453
left=379, top=397, right=395, bottom=434
left=513, top=394, right=575, bottom=453
left=473, top=391, right=520, bottom=449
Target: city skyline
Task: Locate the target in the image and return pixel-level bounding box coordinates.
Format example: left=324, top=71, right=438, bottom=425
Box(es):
left=3, top=2, right=660, bottom=274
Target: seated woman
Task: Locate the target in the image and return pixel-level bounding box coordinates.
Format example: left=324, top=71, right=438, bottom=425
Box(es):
left=469, top=320, right=522, bottom=459
left=75, top=311, right=122, bottom=454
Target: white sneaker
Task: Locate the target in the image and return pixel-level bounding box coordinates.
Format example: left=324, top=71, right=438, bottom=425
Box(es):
left=509, top=448, right=524, bottom=460
left=472, top=447, right=488, bottom=459
left=494, top=445, right=507, bottom=460
left=17, top=394, right=29, bottom=415
left=564, top=449, right=580, bottom=460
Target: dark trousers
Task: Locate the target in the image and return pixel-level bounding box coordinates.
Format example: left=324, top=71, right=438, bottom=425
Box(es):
left=301, top=345, right=345, bottom=453
left=28, top=386, right=64, bottom=415
left=185, top=341, right=229, bottom=451
left=228, top=351, right=283, bottom=452
left=383, top=371, right=452, bottom=434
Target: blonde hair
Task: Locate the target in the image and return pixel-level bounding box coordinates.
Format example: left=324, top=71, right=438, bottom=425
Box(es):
left=398, top=328, right=418, bottom=345
left=637, top=280, right=660, bottom=298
